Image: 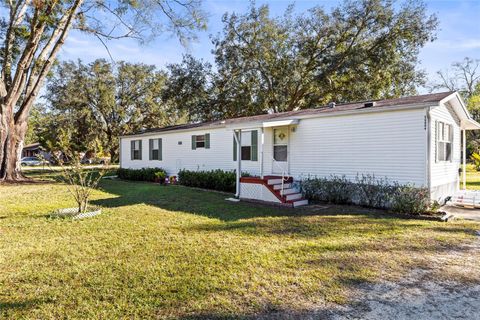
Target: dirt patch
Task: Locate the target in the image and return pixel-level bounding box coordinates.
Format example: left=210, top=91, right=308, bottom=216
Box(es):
left=325, top=231, right=480, bottom=319
left=256, top=230, right=480, bottom=320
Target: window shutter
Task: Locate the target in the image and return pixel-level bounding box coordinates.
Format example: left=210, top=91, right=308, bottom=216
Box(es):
left=149, top=139, right=153, bottom=160
left=434, top=121, right=438, bottom=163
left=205, top=133, right=210, bottom=149
left=251, top=130, right=258, bottom=161
left=233, top=134, right=237, bottom=161
left=449, top=125, right=453, bottom=162
left=131, top=140, right=134, bottom=160
left=138, top=140, right=142, bottom=160
left=191, top=135, right=196, bottom=150
left=159, top=138, right=163, bottom=161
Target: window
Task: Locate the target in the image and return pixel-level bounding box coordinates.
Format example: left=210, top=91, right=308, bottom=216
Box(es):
left=196, top=135, right=205, bottom=148
left=241, top=131, right=252, bottom=160
left=233, top=130, right=258, bottom=161
left=437, top=121, right=453, bottom=162
left=131, top=140, right=142, bottom=160
left=149, top=138, right=162, bottom=161
left=191, top=134, right=210, bottom=149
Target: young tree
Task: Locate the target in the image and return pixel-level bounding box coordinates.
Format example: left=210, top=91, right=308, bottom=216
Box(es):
left=0, top=0, right=206, bottom=181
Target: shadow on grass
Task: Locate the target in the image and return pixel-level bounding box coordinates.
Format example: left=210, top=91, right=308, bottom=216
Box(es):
left=91, top=179, right=398, bottom=222
left=0, top=299, right=47, bottom=312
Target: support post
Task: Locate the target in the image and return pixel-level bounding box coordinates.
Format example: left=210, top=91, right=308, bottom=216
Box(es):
left=463, top=129, right=467, bottom=190
left=260, top=128, right=264, bottom=179
left=234, top=130, right=242, bottom=198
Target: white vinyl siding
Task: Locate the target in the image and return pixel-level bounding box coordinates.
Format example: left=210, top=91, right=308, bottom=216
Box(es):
left=121, top=108, right=427, bottom=186
left=430, top=103, right=461, bottom=190
left=285, top=108, right=427, bottom=186
left=121, top=128, right=262, bottom=176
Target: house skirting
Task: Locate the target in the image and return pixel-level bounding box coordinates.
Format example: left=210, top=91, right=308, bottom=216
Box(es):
left=240, top=178, right=282, bottom=204
left=431, top=181, right=459, bottom=203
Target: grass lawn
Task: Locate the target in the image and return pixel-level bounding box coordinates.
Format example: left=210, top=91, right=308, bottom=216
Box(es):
left=0, top=171, right=479, bottom=319
left=465, top=164, right=480, bottom=190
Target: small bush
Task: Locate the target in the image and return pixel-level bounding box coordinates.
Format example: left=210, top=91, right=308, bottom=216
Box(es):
left=117, top=168, right=166, bottom=182
left=302, top=175, right=354, bottom=204
left=178, top=169, right=239, bottom=193
left=390, top=184, right=430, bottom=215
left=155, top=171, right=167, bottom=184
left=301, top=174, right=432, bottom=214
left=355, top=174, right=396, bottom=209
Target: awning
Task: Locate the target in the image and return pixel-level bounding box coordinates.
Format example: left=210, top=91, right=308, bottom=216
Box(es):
left=461, top=118, right=480, bottom=130
left=262, top=119, right=299, bottom=128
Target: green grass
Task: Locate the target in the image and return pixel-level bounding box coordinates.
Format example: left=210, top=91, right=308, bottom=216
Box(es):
left=466, top=164, right=480, bottom=190
left=0, top=172, right=479, bottom=319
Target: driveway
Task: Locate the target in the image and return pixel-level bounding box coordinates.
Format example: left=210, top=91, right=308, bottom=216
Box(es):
left=442, top=204, right=480, bottom=222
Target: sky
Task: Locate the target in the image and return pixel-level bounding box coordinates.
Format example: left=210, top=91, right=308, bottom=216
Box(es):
left=59, top=0, right=480, bottom=90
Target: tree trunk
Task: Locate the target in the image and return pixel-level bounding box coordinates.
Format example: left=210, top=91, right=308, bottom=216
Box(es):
left=109, top=149, right=117, bottom=164
left=0, top=104, right=29, bottom=181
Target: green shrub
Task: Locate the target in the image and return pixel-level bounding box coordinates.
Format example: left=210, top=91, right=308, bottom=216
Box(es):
left=301, top=175, right=354, bottom=204
left=355, top=174, right=396, bottom=209
left=390, top=184, right=430, bottom=215
left=178, top=169, right=239, bottom=193
left=117, top=167, right=166, bottom=182
left=155, top=171, right=167, bottom=184
left=301, top=174, right=432, bottom=214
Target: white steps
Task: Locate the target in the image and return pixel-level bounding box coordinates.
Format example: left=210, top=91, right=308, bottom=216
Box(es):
left=292, top=199, right=309, bottom=207
left=286, top=193, right=302, bottom=201
left=273, top=183, right=291, bottom=190
left=267, top=178, right=283, bottom=185
left=280, top=188, right=297, bottom=196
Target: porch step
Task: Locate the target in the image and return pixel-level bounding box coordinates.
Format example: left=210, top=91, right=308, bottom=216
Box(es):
left=292, top=199, right=309, bottom=207
left=286, top=193, right=302, bottom=201
left=273, top=183, right=291, bottom=190
left=280, top=188, right=297, bottom=196
left=267, top=178, right=283, bottom=185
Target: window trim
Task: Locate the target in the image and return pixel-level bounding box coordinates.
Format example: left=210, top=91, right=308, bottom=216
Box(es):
left=131, top=139, right=142, bottom=161
left=436, top=121, right=453, bottom=162
left=192, top=133, right=210, bottom=150
left=195, top=135, right=206, bottom=149
left=149, top=138, right=162, bottom=161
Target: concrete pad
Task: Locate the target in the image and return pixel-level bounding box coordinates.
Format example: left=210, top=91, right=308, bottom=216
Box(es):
left=441, top=204, right=480, bottom=222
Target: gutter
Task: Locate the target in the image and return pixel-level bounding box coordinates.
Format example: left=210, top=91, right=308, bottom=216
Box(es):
left=426, top=106, right=432, bottom=194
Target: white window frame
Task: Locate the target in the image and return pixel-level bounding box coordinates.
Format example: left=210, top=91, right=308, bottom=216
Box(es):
left=437, top=121, right=453, bottom=162
left=195, top=135, right=206, bottom=148
left=132, top=140, right=142, bottom=160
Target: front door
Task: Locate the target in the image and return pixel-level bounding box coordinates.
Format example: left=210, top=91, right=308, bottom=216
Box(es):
left=272, top=127, right=289, bottom=174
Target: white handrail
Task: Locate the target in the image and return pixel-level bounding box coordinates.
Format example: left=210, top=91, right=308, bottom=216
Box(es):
left=272, top=157, right=289, bottom=196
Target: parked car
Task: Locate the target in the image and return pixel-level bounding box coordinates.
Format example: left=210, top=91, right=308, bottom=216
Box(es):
left=81, top=157, right=110, bottom=165
left=20, top=157, right=44, bottom=166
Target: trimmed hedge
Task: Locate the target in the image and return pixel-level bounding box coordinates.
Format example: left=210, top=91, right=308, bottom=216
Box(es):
left=178, top=169, right=238, bottom=193
left=301, top=174, right=431, bottom=215
left=117, top=167, right=166, bottom=182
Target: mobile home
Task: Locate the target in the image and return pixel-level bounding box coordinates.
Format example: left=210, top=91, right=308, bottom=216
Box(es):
left=119, top=91, right=480, bottom=207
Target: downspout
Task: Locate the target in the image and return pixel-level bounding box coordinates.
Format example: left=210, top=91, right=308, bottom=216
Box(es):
left=119, top=137, right=122, bottom=167
left=234, top=130, right=242, bottom=198
left=426, top=107, right=432, bottom=195
left=463, top=129, right=466, bottom=190
left=260, top=127, right=264, bottom=179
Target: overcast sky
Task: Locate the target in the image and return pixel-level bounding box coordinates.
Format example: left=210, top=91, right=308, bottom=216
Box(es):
left=59, top=0, right=480, bottom=90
